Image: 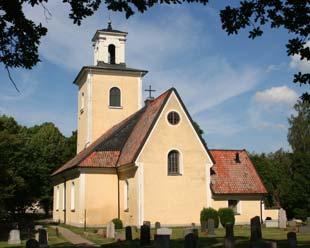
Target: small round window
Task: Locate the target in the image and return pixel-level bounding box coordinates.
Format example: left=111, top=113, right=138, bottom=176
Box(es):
left=167, top=111, right=180, bottom=125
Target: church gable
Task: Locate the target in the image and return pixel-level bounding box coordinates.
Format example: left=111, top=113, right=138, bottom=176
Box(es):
left=136, top=89, right=214, bottom=166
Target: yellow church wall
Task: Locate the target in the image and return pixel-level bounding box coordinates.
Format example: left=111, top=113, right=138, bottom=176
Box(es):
left=77, top=75, right=88, bottom=153
left=84, top=172, right=119, bottom=227
left=137, top=92, right=213, bottom=226
left=211, top=198, right=262, bottom=224
left=91, top=73, right=142, bottom=142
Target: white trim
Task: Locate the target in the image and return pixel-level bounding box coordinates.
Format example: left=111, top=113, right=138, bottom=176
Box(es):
left=166, top=148, right=183, bottom=175
left=56, top=186, right=60, bottom=211
left=166, top=109, right=182, bottom=126
left=79, top=173, right=86, bottom=224
left=135, top=91, right=214, bottom=165
left=70, top=182, right=75, bottom=211
left=86, top=72, right=93, bottom=146
left=174, top=92, right=213, bottom=164
left=138, top=77, right=142, bottom=109
left=137, top=163, right=144, bottom=226
left=108, top=86, right=122, bottom=108
left=206, top=163, right=212, bottom=207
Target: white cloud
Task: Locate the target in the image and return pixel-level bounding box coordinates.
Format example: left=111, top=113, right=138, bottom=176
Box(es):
left=289, top=41, right=310, bottom=73
left=254, top=86, right=298, bottom=105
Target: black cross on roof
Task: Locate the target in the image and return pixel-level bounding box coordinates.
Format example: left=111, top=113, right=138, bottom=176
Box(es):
left=145, top=85, right=156, bottom=99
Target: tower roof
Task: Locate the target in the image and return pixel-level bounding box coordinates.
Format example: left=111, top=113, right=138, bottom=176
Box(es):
left=92, top=21, right=127, bottom=41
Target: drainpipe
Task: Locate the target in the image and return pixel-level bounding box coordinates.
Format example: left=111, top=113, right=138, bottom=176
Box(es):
left=260, top=197, right=263, bottom=224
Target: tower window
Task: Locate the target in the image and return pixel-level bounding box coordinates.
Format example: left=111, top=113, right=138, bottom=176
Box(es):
left=124, top=180, right=129, bottom=211
left=109, top=87, right=121, bottom=107
left=108, top=44, right=116, bottom=64
left=168, top=150, right=180, bottom=175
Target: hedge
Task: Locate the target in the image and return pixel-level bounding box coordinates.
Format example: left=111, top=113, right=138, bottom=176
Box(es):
left=200, top=207, right=219, bottom=228
left=218, top=208, right=235, bottom=227
left=112, top=218, right=123, bottom=229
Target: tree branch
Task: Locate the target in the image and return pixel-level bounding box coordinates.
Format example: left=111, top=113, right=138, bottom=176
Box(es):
left=5, top=66, right=20, bottom=93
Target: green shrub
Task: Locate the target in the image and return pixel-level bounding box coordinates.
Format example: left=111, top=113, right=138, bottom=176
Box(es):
left=200, top=207, right=219, bottom=228
left=112, top=218, right=123, bottom=229
left=218, top=208, right=235, bottom=227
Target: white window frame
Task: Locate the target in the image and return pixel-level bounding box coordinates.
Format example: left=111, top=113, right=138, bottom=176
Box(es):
left=167, top=148, right=183, bottom=175
left=56, top=186, right=59, bottom=211
left=124, top=180, right=129, bottom=211
left=70, top=182, right=75, bottom=211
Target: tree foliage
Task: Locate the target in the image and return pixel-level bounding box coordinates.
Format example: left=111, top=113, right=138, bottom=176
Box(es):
left=0, top=115, right=76, bottom=216
left=251, top=100, right=310, bottom=220
left=0, top=0, right=308, bottom=98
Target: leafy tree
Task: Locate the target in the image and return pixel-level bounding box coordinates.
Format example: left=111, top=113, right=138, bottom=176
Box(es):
left=288, top=100, right=310, bottom=153
left=0, top=115, right=77, bottom=216
left=1, top=1, right=309, bottom=99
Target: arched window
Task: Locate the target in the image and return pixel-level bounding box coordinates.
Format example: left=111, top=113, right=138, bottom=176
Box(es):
left=108, top=44, right=116, bottom=64
left=109, top=87, right=121, bottom=107
left=168, top=150, right=180, bottom=175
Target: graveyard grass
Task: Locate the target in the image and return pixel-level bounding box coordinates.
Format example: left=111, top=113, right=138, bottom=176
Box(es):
left=1, top=225, right=310, bottom=248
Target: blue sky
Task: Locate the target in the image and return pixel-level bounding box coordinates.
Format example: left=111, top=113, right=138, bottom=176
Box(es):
left=0, top=2, right=309, bottom=153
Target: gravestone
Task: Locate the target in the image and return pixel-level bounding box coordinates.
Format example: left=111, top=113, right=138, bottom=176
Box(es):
left=154, top=228, right=171, bottom=248
left=287, top=220, right=297, bottom=227
left=26, top=239, right=39, bottom=248
left=299, top=217, right=310, bottom=234
left=38, top=228, right=48, bottom=248
left=8, top=229, right=21, bottom=245
left=184, top=233, right=198, bottom=248
left=224, top=223, right=234, bottom=248
left=143, top=221, right=151, bottom=227
left=184, top=228, right=199, bottom=238
left=155, top=221, right=161, bottom=229
left=140, top=224, right=151, bottom=246
left=287, top=232, right=297, bottom=248
left=278, top=208, right=287, bottom=228
left=115, top=231, right=125, bottom=241
left=106, top=221, right=115, bottom=238
left=264, top=240, right=277, bottom=248
left=125, top=226, right=132, bottom=241
left=250, top=216, right=262, bottom=242
left=207, top=219, right=216, bottom=236
left=200, top=220, right=207, bottom=232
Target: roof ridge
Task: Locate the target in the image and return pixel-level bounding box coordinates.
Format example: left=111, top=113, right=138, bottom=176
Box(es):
left=210, top=149, right=246, bottom=151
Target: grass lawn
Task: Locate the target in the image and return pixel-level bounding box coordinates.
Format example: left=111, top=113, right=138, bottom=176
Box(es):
left=1, top=224, right=309, bottom=248
left=58, top=225, right=310, bottom=248
left=0, top=227, right=74, bottom=248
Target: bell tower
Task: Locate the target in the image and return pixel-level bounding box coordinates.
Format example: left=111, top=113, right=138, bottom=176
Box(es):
left=75, top=22, right=148, bottom=153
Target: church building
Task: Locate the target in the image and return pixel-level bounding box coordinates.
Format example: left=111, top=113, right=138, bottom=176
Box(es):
left=52, top=23, right=269, bottom=227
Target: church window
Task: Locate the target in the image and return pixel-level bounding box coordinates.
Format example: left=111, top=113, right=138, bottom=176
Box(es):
left=108, top=44, right=116, bottom=64
left=70, top=182, right=75, bottom=211
left=167, top=111, right=180, bottom=125
left=80, top=92, right=85, bottom=113
left=56, top=186, right=59, bottom=211
left=124, top=180, right=129, bottom=211
left=168, top=150, right=180, bottom=175
left=228, top=200, right=240, bottom=214
left=109, top=87, right=121, bottom=107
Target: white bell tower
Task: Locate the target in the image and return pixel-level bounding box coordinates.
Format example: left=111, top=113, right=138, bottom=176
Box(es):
left=92, top=21, right=127, bottom=65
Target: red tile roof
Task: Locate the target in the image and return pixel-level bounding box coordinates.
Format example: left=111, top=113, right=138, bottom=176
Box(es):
left=210, top=149, right=267, bottom=195
left=52, top=89, right=172, bottom=176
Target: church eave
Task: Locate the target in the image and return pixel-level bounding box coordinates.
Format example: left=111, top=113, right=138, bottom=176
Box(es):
left=73, top=66, right=148, bottom=85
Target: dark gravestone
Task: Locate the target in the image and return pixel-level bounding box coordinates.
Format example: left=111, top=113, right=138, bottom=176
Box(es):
left=224, top=223, right=234, bottom=248
left=38, top=228, right=48, bottom=248
left=125, top=226, right=132, bottom=241
left=287, top=232, right=297, bottom=248
left=140, top=224, right=151, bottom=246
left=184, top=233, right=198, bottom=248
left=155, top=222, right=161, bottom=229
left=250, top=216, right=262, bottom=242
left=207, top=219, right=216, bottom=236
left=26, top=239, right=39, bottom=248
left=200, top=220, right=207, bottom=232
left=154, top=235, right=170, bottom=248
left=143, top=221, right=151, bottom=227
